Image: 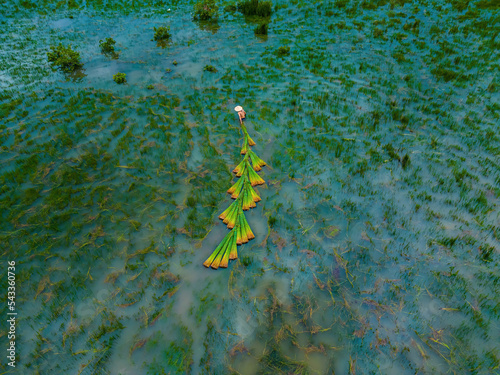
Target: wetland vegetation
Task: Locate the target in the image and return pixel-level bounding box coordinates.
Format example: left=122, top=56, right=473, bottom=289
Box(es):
left=0, top=0, right=499, bottom=374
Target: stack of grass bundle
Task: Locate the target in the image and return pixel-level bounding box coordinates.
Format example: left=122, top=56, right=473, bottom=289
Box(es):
left=203, top=123, right=266, bottom=269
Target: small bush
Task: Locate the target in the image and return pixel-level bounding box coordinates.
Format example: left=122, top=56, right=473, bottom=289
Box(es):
left=238, top=0, right=273, bottom=17
left=193, top=0, right=219, bottom=20
left=113, top=73, right=127, bottom=84
left=254, top=23, right=268, bottom=35
left=99, top=37, right=116, bottom=53
left=203, top=65, right=217, bottom=72
left=224, top=4, right=237, bottom=12
left=276, top=46, right=290, bottom=56
left=47, top=43, right=83, bottom=73
left=153, top=26, right=171, bottom=41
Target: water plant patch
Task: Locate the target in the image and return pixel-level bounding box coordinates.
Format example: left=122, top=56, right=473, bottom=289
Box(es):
left=47, top=43, right=83, bottom=73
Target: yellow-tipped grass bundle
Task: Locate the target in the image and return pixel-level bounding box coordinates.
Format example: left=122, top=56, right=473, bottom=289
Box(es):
left=233, top=154, right=248, bottom=174
left=240, top=211, right=255, bottom=240
left=248, top=167, right=265, bottom=186
left=241, top=184, right=257, bottom=210
left=236, top=211, right=249, bottom=244
left=229, top=238, right=238, bottom=260
left=246, top=133, right=256, bottom=146
left=241, top=187, right=250, bottom=210
left=227, top=176, right=245, bottom=196
left=203, top=230, right=233, bottom=268
left=249, top=185, right=261, bottom=202
left=223, top=204, right=239, bottom=228
left=241, top=136, right=249, bottom=155
left=219, top=199, right=238, bottom=220
left=241, top=124, right=256, bottom=146
left=235, top=160, right=249, bottom=177
left=248, top=150, right=267, bottom=171
left=218, top=230, right=236, bottom=268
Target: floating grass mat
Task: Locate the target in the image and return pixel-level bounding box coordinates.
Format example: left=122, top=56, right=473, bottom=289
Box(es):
left=204, top=121, right=266, bottom=269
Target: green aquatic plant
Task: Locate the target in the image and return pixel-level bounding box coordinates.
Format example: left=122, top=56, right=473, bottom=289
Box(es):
left=99, top=37, right=116, bottom=53
left=276, top=46, right=290, bottom=57
left=254, top=23, right=268, bottom=35
left=113, top=73, right=127, bottom=84
left=47, top=43, right=83, bottom=73
left=238, top=0, right=273, bottom=17
left=203, top=65, right=218, bottom=72
left=153, top=26, right=171, bottom=41
left=193, top=0, right=219, bottom=20
left=204, top=122, right=266, bottom=269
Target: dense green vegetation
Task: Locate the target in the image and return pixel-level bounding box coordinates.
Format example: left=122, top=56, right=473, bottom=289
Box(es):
left=113, top=72, right=127, bottom=83
left=47, top=43, right=83, bottom=72
left=193, top=0, right=219, bottom=20
left=153, top=26, right=171, bottom=41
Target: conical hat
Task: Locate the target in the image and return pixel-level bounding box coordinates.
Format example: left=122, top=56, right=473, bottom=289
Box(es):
left=234, top=106, right=243, bottom=112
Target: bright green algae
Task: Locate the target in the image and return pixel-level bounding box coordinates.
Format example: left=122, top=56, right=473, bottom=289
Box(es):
left=0, top=0, right=499, bottom=374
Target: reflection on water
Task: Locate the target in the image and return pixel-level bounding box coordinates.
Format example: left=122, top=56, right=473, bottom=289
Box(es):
left=0, top=0, right=499, bottom=374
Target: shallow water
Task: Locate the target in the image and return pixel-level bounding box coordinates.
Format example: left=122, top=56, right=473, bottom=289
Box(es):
left=0, top=0, right=499, bottom=374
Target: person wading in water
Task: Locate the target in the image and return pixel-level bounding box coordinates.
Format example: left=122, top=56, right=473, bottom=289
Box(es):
left=235, top=105, right=246, bottom=125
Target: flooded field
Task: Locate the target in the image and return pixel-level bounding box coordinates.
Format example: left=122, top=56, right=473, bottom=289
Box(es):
left=0, top=0, right=499, bottom=374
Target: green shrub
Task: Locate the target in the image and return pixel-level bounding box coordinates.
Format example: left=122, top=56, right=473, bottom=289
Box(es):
left=401, top=154, right=410, bottom=169
left=47, top=43, right=83, bottom=73
left=203, top=65, right=217, bottom=72
left=193, top=0, right=219, bottom=20
left=99, top=37, right=116, bottom=53
left=113, top=73, right=127, bottom=84
left=153, top=26, right=171, bottom=41
left=276, top=46, right=290, bottom=56
left=224, top=4, right=237, bottom=12
left=254, top=23, right=268, bottom=35
left=238, top=0, right=273, bottom=17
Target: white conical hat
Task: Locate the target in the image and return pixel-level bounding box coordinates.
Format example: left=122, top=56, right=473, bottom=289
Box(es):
left=234, top=105, right=243, bottom=112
